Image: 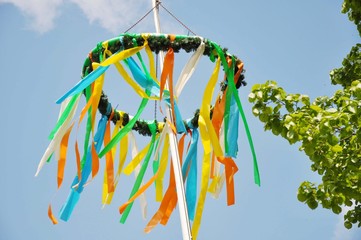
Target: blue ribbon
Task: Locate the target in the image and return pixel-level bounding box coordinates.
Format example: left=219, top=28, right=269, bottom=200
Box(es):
left=127, top=58, right=158, bottom=93
left=182, top=127, right=199, bottom=220
left=59, top=115, right=108, bottom=221
left=226, top=94, right=239, bottom=157
left=126, top=57, right=186, bottom=133
left=56, top=65, right=110, bottom=104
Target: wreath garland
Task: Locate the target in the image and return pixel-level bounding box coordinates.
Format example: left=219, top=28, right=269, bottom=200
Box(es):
left=91, top=34, right=247, bottom=136
left=37, top=33, right=260, bottom=239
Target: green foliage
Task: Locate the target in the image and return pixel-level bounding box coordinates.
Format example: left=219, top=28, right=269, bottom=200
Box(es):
left=342, top=0, right=361, bottom=36
left=330, top=44, right=361, bottom=88
left=249, top=80, right=361, bottom=228
left=248, top=0, right=361, bottom=229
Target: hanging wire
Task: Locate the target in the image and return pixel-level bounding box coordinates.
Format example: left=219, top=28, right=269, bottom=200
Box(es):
left=124, top=2, right=160, bottom=33
left=123, top=0, right=197, bottom=121
left=124, top=0, right=196, bottom=35
left=159, top=3, right=197, bottom=35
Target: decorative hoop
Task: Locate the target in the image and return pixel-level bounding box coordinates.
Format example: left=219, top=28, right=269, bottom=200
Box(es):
left=37, top=33, right=260, bottom=238
left=92, top=34, right=247, bottom=135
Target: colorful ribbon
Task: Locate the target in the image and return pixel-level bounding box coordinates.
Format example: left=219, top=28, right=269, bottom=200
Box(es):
left=36, top=34, right=260, bottom=238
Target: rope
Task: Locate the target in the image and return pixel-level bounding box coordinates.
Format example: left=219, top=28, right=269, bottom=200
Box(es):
left=159, top=3, right=197, bottom=36
left=123, top=1, right=197, bottom=122
left=124, top=1, right=196, bottom=35
left=124, top=3, right=159, bottom=33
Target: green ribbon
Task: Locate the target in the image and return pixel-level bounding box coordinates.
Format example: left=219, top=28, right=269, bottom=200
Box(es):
left=46, top=153, right=53, bottom=163
left=120, top=121, right=157, bottom=223
left=98, top=90, right=150, bottom=158
left=153, top=137, right=161, bottom=175
left=81, top=85, right=93, bottom=167
left=132, top=38, right=149, bottom=76
left=223, top=67, right=233, bottom=155
left=212, top=43, right=261, bottom=186
left=48, top=93, right=81, bottom=140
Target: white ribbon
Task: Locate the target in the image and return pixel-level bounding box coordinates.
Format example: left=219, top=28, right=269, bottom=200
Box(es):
left=128, top=131, right=148, bottom=220
left=175, top=41, right=205, bottom=98
left=35, top=95, right=80, bottom=176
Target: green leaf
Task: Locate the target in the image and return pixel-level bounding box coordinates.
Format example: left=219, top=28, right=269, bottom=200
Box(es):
left=327, top=135, right=339, bottom=146
left=259, top=113, right=269, bottom=123
left=331, top=145, right=343, bottom=152
left=287, top=130, right=295, bottom=140
left=327, top=108, right=338, bottom=113
left=332, top=205, right=342, bottom=214
left=249, top=40, right=361, bottom=229
left=344, top=221, right=352, bottom=229
left=251, top=83, right=261, bottom=91
left=301, top=95, right=310, bottom=105
left=264, top=106, right=273, bottom=115
left=348, top=105, right=356, bottom=113
left=310, top=105, right=322, bottom=112
left=297, top=192, right=307, bottom=202
left=256, top=91, right=263, bottom=99
left=248, top=92, right=256, bottom=101
left=307, top=200, right=318, bottom=210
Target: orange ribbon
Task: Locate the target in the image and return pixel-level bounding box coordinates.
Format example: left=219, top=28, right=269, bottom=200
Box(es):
left=57, top=123, right=74, bottom=188
left=48, top=204, right=58, bottom=225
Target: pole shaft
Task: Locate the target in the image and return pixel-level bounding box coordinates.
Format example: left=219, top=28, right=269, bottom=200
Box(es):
left=151, top=1, right=192, bottom=239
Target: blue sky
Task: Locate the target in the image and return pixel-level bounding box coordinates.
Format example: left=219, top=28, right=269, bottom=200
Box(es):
left=0, top=0, right=360, bottom=239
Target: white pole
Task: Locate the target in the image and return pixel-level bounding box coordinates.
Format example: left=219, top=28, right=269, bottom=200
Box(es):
left=151, top=1, right=193, bottom=239
left=152, top=0, right=162, bottom=36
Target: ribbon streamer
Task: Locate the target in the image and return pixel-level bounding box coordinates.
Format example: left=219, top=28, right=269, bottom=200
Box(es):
left=36, top=94, right=81, bottom=176
left=59, top=115, right=107, bottom=221
left=120, top=121, right=158, bottom=223
left=182, top=128, right=198, bottom=220
left=212, top=42, right=261, bottom=186
left=37, top=34, right=260, bottom=238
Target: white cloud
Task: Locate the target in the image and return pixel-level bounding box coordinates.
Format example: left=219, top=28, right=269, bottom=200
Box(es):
left=69, top=0, right=153, bottom=34
left=0, top=0, right=156, bottom=34
left=0, top=0, right=64, bottom=33
left=332, top=206, right=355, bottom=240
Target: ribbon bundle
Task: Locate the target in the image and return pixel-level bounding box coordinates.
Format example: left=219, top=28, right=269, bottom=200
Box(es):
left=36, top=33, right=260, bottom=239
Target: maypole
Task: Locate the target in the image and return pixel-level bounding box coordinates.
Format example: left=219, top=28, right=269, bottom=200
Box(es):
left=151, top=1, right=193, bottom=239
left=36, top=2, right=261, bottom=239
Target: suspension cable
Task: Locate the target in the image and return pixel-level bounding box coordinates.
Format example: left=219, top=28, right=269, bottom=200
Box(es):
left=159, top=3, right=197, bottom=35
left=124, top=1, right=196, bottom=35
left=124, top=2, right=160, bottom=33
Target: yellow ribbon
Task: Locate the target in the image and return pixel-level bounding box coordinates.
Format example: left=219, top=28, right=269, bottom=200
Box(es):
left=192, top=58, right=221, bottom=239
left=122, top=141, right=152, bottom=175
left=100, top=45, right=145, bottom=67
left=116, top=123, right=129, bottom=178
left=145, top=48, right=159, bottom=85
left=199, top=58, right=223, bottom=157
left=90, top=63, right=105, bottom=133
left=155, top=134, right=170, bottom=201
left=114, top=61, right=159, bottom=100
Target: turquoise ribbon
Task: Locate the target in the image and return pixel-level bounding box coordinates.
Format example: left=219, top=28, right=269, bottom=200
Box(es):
left=126, top=57, right=186, bottom=133
left=226, top=94, right=239, bottom=157
left=212, top=43, right=261, bottom=186
left=59, top=115, right=108, bottom=221
left=56, top=65, right=110, bottom=104
left=182, top=128, right=199, bottom=220
left=126, top=57, right=160, bottom=95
